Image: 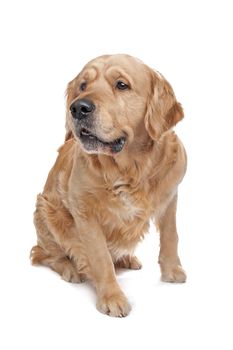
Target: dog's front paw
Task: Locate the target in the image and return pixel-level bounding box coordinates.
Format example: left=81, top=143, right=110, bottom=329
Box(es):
left=96, top=292, right=131, bottom=317
left=160, top=265, right=187, bottom=283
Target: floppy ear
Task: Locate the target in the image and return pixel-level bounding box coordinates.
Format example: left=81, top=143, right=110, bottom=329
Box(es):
left=145, top=71, right=184, bottom=141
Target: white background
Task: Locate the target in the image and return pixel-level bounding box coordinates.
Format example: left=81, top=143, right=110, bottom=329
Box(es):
left=0, top=0, right=233, bottom=349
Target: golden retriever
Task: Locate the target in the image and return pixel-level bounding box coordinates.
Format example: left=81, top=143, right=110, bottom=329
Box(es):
left=30, top=54, right=187, bottom=317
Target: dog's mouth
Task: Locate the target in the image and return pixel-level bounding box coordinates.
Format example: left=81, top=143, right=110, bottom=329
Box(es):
left=78, top=128, right=126, bottom=154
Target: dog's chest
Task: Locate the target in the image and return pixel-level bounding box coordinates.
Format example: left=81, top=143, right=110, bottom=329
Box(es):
left=115, top=192, right=142, bottom=221
left=101, top=184, right=152, bottom=260
left=105, top=181, right=148, bottom=222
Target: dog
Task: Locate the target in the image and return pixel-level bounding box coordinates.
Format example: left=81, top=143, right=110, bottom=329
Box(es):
left=30, top=54, right=187, bottom=317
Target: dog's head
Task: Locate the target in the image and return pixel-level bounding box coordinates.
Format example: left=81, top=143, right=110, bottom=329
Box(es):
left=66, top=54, right=184, bottom=155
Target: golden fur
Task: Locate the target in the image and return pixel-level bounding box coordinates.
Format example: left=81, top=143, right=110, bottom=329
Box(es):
left=30, top=54, right=187, bottom=317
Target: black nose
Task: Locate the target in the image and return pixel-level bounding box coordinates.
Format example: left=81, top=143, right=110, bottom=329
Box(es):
left=70, top=99, right=95, bottom=120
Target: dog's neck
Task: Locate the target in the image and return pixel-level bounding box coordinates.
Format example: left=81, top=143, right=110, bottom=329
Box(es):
left=79, top=137, right=164, bottom=192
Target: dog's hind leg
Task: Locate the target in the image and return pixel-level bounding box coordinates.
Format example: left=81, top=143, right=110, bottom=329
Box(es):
left=30, top=195, right=84, bottom=283
left=115, top=255, right=142, bottom=270
left=30, top=245, right=84, bottom=283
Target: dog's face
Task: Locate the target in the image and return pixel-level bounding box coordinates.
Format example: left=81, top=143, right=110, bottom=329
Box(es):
left=66, top=54, right=184, bottom=155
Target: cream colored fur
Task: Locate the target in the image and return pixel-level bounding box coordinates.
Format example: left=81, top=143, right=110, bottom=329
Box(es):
left=30, top=54, right=187, bottom=317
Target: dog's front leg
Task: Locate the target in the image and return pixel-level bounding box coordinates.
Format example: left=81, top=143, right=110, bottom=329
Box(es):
left=73, top=218, right=131, bottom=317
left=157, top=194, right=187, bottom=283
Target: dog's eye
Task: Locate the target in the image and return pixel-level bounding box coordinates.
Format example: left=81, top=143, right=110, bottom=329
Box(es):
left=80, top=82, right=87, bottom=91
left=116, top=81, right=129, bottom=90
